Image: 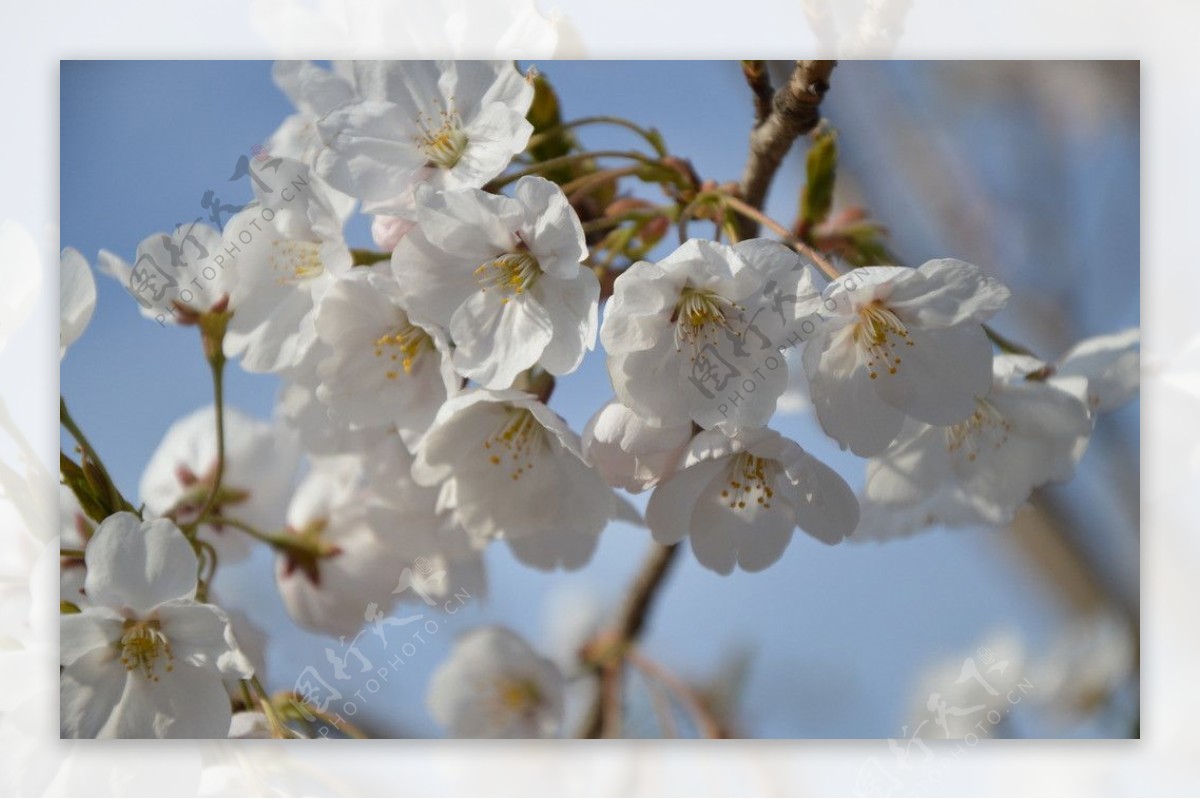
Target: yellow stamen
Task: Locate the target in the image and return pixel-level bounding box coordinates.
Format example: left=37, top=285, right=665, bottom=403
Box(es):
left=672, top=287, right=743, bottom=353
left=474, top=252, right=541, bottom=303
left=269, top=240, right=324, bottom=285
left=373, top=319, right=434, bottom=377
left=945, top=399, right=1011, bottom=462
left=414, top=104, right=469, bottom=169
left=853, top=300, right=913, bottom=379
left=722, top=452, right=779, bottom=510
left=118, top=619, right=174, bottom=681
left=475, top=676, right=542, bottom=727
left=482, top=407, right=547, bottom=481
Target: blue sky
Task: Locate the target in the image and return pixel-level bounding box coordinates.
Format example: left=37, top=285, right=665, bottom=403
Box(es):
left=60, top=61, right=1138, bottom=738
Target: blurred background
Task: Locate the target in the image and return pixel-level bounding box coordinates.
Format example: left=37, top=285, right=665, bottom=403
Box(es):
left=60, top=60, right=1139, bottom=739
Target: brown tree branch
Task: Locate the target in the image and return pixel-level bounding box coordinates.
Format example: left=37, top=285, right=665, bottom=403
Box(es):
left=579, top=542, right=681, bottom=737
left=740, top=60, right=775, bottom=126
left=736, top=60, right=837, bottom=240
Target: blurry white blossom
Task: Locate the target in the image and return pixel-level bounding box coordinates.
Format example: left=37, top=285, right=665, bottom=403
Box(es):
left=225, top=158, right=353, bottom=373
left=0, top=221, right=42, bottom=350
left=427, top=626, right=564, bottom=738
left=139, top=405, right=297, bottom=563
left=98, top=222, right=229, bottom=325
left=59, top=247, right=96, bottom=360
left=275, top=456, right=401, bottom=638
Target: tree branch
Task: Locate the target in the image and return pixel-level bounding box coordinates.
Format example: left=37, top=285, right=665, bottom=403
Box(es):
left=736, top=60, right=837, bottom=239
left=740, top=60, right=775, bottom=126
left=579, top=542, right=681, bottom=737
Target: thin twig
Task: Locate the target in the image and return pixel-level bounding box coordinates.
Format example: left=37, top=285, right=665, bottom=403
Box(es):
left=627, top=649, right=725, bottom=738
left=736, top=60, right=837, bottom=240
left=720, top=193, right=842, bottom=281
left=490, top=150, right=661, bottom=190
left=527, top=115, right=668, bottom=157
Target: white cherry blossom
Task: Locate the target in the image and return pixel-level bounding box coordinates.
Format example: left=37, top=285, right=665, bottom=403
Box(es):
left=412, top=389, right=616, bottom=570
left=427, top=626, right=564, bottom=738
left=60, top=513, right=253, bottom=738
left=363, top=433, right=488, bottom=602
left=392, top=176, right=598, bottom=389
left=98, top=222, right=230, bottom=326
left=314, top=264, right=457, bottom=449
left=224, top=158, right=353, bottom=373
left=857, top=354, right=1094, bottom=539
left=1051, top=327, right=1140, bottom=415
left=275, top=457, right=404, bottom=638
left=316, top=60, right=534, bottom=213
left=60, top=247, right=96, bottom=359
left=601, top=238, right=820, bottom=435
left=139, top=405, right=297, bottom=564
left=582, top=399, right=693, bottom=493
left=646, top=427, right=859, bottom=574
left=267, top=60, right=358, bottom=221
left=801, top=259, right=1010, bottom=456
left=276, top=340, right=391, bottom=457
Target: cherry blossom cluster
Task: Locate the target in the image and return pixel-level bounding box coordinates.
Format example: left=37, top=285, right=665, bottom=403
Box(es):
left=59, top=60, right=1139, bottom=739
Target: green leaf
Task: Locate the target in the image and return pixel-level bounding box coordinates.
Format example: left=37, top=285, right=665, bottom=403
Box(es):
left=801, top=127, right=838, bottom=233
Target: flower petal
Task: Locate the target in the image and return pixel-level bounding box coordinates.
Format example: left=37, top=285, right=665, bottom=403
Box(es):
left=84, top=514, right=197, bottom=615
left=874, top=323, right=994, bottom=426
left=450, top=290, right=553, bottom=389
left=156, top=602, right=254, bottom=679
left=60, top=608, right=123, bottom=666
left=60, top=648, right=128, bottom=738
left=804, top=328, right=906, bottom=456
left=646, top=458, right=726, bottom=546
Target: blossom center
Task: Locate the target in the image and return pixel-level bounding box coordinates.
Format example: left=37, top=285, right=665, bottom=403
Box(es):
left=481, top=676, right=541, bottom=724
left=270, top=239, right=324, bottom=284
left=474, top=251, right=541, bottom=303
left=853, top=300, right=913, bottom=380
left=672, top=287, right=742, bottom=353
left=719, top=452, right=780, bottom=510
left=415, top=106, right=469, bottom=169
left=119, top=619, right=174, bottom=681
left=374, top=319, right=434, bottom=380
left=482, top=407, right=548, bottom=481
left=945, top=399, right=1012, bottom=462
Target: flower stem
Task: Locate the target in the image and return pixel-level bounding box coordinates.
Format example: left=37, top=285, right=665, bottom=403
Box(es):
left=490, top=150, right=662, bottom=190
left=627, top=648, right=726, bottom=738
left=718, top=193, right=843, bottom=281
left=191, top=323, right=227, bottom=530
left=984, top=324, right=1041, bottom=359
left=60, top=395, right=137, bottom=516
left=207, top=515, right=294, bottom=549
left=527, top=115, right=668, bottom=157
left=192, top=352, right=226, bottom=523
